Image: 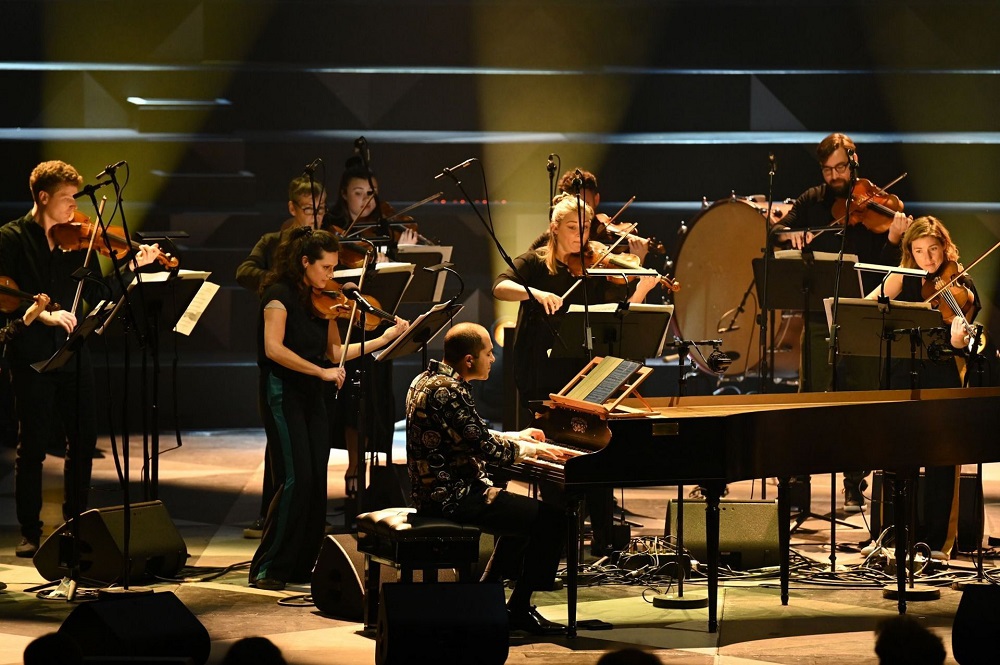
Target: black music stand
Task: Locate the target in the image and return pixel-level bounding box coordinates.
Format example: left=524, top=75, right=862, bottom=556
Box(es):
left=374, top=301, right=464, bottom=368
left=752, top=256, right=863, bottom=534
left=752, top=254, right=862, bottom=390
left=333, top=263, right=414, bottom=518
left=27, top=301, right=117, bottom=600
left=551, top=304, right=673, bottom=361
left=394, top=246, right=453, bottom=303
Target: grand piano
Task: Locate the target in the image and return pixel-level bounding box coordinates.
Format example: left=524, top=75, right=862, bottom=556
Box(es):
left=519, top=386, right=1000, bottom=635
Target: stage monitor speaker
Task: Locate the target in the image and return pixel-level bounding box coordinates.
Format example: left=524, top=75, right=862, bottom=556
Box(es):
left=33, top=500, right=188, bottom=585
left=376, top=582, right=508, bottom=665
left=952, top=583, right=1000, bottom=665
left=311, top=534, right=365, bottom=621
left=58, top=591, right=210, bottom=665
left=665, top=499, right=779, bottom=570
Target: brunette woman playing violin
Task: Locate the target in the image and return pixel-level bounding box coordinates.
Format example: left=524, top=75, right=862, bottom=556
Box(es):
left=863, top=215, right=986, bottom=558
left=250, top=228, right=406, bottom=590
left=493, top=194, right=657, bottom=558
left=0, top=160, right=163, bottom=558
left=236, top=174, right=329, bottom=538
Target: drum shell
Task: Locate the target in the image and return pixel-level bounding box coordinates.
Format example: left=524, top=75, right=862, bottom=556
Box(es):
left=672, top=197, right=800, bottom=379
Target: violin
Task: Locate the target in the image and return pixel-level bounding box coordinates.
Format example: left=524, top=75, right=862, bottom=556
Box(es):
left=922, top=261, right=977, bottom=326
left=566, top=241, right=680, bottom=291
left=50, top=211, right=180, bottom=269
left=593, top=214, right=666, bottom=256
left=830, top=177, right=905, bottom=234
left=0, top=276, right=60, bottom=315
left=310, top=279, right=397, bottom=331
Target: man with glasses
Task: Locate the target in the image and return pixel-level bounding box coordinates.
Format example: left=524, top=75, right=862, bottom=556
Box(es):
left=236, top=174, right=327, bottom=538
left=778, top=133, right=909, bottom=513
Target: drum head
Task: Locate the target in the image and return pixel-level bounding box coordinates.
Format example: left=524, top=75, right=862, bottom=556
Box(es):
left=673, top=198, right=772, bottom=377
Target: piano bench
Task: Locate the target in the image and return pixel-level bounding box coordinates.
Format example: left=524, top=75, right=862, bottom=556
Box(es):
left=356, top=507, right=482, bottom=630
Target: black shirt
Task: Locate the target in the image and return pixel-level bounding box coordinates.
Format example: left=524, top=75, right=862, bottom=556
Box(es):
left=0, top=213, right=114, bottom=368
left=781, top=184, right=902, bottom=294
left=257, top=280, right=329, bottom=389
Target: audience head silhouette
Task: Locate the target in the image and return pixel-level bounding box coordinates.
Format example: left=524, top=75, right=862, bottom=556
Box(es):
left=596, top=647, right=663, bottom=665
left=222, top=636, right=287, bottom=665
left=874, top=615, right=945, bottom=665
left=23, top=632, right=83, bottom=665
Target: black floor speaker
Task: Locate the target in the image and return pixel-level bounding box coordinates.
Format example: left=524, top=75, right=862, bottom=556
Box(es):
left=311, top=534, right=365, bottom=621
left=33, top=500, right=188, bottom=585
left=376, top=582, right=508, bottom=665
left=58, top=591, right=210, bottom=665
left=665, top=499, right=780, bottom=570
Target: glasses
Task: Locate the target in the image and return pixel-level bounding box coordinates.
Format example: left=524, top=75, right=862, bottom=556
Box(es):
left=821, top=161, right=850, bottom=176
left=294, top=202, right=327, bottom=216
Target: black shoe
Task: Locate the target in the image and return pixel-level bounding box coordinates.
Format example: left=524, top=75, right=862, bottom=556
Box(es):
left=251, top=577, right=285, bottom=591
left=15, top=536, right=39, bottom=558
left=507, top=606, right=566, bottom=635
left=243, top=517, right=265, bottom=539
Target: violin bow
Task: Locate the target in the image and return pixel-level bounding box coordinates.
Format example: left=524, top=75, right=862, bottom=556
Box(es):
left=336, top=247, right=375, bottom=369
left=922, top=238, right=1000, bottom=304
left=831, top=172, right=908, bottom=226
left=558, top=223, right=638, bottom=301
left=380, top=191, right=443, bottom=223
left=71, top=196, right=107, bottom=316
left=602, top=196, right=636, bottom=227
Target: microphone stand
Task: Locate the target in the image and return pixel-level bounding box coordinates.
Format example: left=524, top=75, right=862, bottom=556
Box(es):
left=575, top=177, right=594, bottom=361
left=823, top=154, right=858, bottom=574
left=547, top=154, right=559, bottom=219
left=759, top=154, right=777, bottom=393
left=437, top=162, right=567, bottom=358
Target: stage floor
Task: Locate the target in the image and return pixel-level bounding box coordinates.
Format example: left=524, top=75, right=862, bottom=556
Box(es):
left=1, top=429, right=997, bottom=664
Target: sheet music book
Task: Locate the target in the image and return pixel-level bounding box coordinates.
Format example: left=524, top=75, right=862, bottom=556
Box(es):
left=565, top=356, right=643, bottom=404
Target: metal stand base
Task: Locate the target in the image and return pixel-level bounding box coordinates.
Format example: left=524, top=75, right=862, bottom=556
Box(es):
left=653, top=592, right=710, bottom=609
left=881, top=584, right=941, bottom=601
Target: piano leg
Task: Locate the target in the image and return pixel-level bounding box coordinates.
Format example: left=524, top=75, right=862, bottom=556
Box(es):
left=703, top=480, right=726, bottom=633
left=566, top=496, right=581, bottom=638
left=777, top=476, right=791, bottom=606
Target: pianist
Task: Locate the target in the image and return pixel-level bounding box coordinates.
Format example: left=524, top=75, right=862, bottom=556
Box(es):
left=405, top=322, right=574, bottom=635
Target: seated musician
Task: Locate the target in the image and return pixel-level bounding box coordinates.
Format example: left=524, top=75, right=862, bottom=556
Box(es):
left=864, top=214, right=985, bottom=558
left=493, top=194, right=657, bottom=556
left=405, top=322, right=574, bottom=635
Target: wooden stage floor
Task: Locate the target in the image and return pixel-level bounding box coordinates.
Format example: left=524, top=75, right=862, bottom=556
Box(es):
left=2, top=429, right=997, bottom=664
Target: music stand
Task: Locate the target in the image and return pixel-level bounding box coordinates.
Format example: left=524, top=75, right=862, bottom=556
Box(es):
left=374, top=301, right=464, bottom=368
left=551, top=303, right=673, bottom=361
left=394, top=246, right=453, bottom=303
left=27, top=301, right=117, bottom=600
left=753, top=256, right=864, bottom=533
left=333, top=262, right=415, bottom=317
left=752, top=254, right=862, bottom=390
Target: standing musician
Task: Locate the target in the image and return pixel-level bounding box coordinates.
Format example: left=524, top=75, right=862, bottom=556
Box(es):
left=530, top=169, right=650, bottom=264
left=864, top=215, right=983, bottom=558
left=406, top=322, right=573, bottom=634
left=778, top=133, right=910, bottom=512
left=322, top=157, right=415, bottom=502
left=1, top=160, right=163, bottom=558
left=236, top=175, right=327, bottom=539
left=493, top=194, right=657, bottom=556
left=249, top=227, right=406, bottom=590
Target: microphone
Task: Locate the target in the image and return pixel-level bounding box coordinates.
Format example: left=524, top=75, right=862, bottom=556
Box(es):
left=73, top=180, right=114, bottom=199
left=847, top=147, right=858, bottom=171
left=434, top=158, right=477, bottom=180
left=341, top=282, right=380, bottom=314
left=572, top=168, right=583, bottom=189
left=768, top=152, right=776, bottom=174
left=95, top=160, right=126, bottom=179
left=354, top=136, right=370, bottom=164
left=546, top=153, right=557, bottom=174
left=303, top=157, right=323, bottom=174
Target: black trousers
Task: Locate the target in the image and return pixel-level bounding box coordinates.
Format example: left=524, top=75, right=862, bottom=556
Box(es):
left=449, top=487, right=565, bottom=598
left=12, top=358, right=97, bottom=539
left=250, top=374, right=330, bottom=584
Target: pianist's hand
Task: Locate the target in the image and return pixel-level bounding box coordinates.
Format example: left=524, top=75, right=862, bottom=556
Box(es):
left=532, top=442, right=577, bottom=463
left=515, top=427, right=546, bottom=442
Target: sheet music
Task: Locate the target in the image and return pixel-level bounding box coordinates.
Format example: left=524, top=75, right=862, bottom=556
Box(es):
left=174, top=281, right=219, bottom=336
left=566, top=357, right=642, bottom=404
